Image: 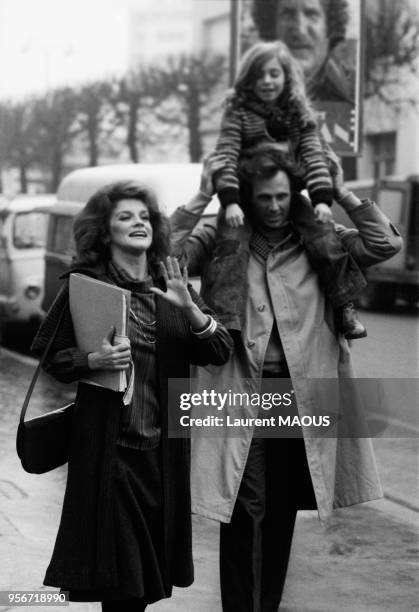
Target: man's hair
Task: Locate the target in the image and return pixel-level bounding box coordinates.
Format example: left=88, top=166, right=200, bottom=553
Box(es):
left=73, top=181, right=171, bottom=273
left=252, top=0, right=349, bottom=52
left=238, top=146, right=304, bottom=216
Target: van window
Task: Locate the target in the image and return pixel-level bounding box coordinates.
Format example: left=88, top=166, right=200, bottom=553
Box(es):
left=50, top=215, right=75, bottom=256
left=13, top=212, right=48, bottom=249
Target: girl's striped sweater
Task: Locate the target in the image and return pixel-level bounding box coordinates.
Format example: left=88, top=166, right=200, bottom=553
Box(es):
left=214, top=102, right=333, bottom=208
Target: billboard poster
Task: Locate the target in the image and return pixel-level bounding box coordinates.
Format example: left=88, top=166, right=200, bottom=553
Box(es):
left=242, top=0, right=364, bottom=155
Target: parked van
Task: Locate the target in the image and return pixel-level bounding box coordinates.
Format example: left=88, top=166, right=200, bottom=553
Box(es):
left=42, top=164, right=218, bottom=310
left=0, top=194, right=55, bottom=326
left=335, top=174, right=419, bottom=309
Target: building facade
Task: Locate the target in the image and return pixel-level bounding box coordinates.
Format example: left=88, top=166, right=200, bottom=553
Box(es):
left=191, top=0, right=419, bottom=181
left=128, top=0, right=194, bottom=66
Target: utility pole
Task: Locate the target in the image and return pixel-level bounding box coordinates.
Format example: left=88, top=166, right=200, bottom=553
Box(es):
left=229, top=0, right=242, bottom=86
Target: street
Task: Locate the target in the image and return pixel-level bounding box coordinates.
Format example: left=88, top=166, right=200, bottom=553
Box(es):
left=350, top=309, right=418, bottom=379
left=0, top=309, right=418, bottom=611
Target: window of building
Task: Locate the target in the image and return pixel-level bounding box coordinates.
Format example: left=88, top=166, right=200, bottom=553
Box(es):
left=341, top=157, right=357, bottom=181
left=368, top=132, right=396, bottom=179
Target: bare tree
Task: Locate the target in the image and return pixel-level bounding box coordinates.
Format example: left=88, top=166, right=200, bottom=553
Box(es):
left=364, top=0, right=419, bottom=109
left=110, top=69, right=160, bottom=163
left=33, top=88, right=78, bottom=191
left=155, top=52, right=226, bottom=161
left=74, top=81, right=114, bottom=166
left=0, top=99, right=39, bottom=193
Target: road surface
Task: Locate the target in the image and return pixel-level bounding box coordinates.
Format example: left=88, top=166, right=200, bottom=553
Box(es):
left=0, top=309, right=417, bottom=611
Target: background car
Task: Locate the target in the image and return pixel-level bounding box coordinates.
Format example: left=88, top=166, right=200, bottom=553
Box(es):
left=0, top=194, right=55, bottom=329
left=337, top=174, right=419, bottom=310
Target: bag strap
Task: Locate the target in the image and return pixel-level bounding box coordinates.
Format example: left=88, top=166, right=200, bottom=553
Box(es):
left=19, top=306, right=69, bottom=425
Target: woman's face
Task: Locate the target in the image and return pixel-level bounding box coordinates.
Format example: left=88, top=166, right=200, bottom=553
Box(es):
left=108, top=199, right=153, bottom=256
left=254, top=57, right=285, bottom=104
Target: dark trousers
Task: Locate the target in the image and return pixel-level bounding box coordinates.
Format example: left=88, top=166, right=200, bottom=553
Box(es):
left=289, top=196, right=367, bottom=308
left=219, top=437, right=316, bottom=612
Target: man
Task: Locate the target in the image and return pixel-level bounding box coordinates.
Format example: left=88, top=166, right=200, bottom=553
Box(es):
left=252, top=0, right=355, bottom=103
left=170, top=151, right=401, bottom=611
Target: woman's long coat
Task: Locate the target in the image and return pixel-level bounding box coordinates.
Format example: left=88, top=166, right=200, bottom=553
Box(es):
left=31, top=264, right=232, bottom=590
left=171, top=196, right=402, bottom=523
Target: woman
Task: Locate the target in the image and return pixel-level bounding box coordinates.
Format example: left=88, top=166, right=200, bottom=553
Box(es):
left=31, top=181, right=233, bottom=611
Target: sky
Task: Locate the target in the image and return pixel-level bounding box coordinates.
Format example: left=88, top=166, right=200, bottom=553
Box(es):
left=0, top=0, right=139, bottom=99
left=0, top=0, right=362, bottom=101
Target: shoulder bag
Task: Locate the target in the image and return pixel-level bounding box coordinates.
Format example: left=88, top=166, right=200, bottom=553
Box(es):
left=16, top=307, right=75, bottom=474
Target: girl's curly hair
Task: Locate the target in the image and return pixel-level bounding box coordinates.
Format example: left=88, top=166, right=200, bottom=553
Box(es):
left=251, top=0, right=349, bottom=51
left=229, top=41, right=317, bottom=127
left=73, top=181, right=171, bottom=275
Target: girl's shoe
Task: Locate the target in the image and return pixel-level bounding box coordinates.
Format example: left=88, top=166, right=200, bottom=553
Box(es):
left=336, top=302, right=367, bottom=339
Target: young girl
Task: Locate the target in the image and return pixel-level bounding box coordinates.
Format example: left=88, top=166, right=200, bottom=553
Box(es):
left=212, top=41, right=367, bottom=339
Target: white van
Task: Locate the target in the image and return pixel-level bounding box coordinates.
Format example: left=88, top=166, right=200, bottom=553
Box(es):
left=0, top=194, right=55, bottom=326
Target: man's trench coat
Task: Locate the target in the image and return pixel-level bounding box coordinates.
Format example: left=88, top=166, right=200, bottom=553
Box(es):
left=171, top=195, right=402, bottom=523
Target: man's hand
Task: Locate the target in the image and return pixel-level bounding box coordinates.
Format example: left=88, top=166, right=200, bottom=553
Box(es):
left=226, top=203, right=245, bottom=228
left=326, top=148, right=351, bottom=201
left=314, top=203, right=333, bottom=223
left=88, top=326, right=131, bottom=371
left=199, top=152, right=228, bottom=198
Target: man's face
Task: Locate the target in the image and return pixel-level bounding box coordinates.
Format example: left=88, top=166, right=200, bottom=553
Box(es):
left=276, top=0, right=329, bottom=77
left=251, top=170, right=292, bottom=231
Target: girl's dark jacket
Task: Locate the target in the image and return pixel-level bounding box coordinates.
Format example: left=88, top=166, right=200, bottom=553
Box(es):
left=31, top=262, right=233, bottom=592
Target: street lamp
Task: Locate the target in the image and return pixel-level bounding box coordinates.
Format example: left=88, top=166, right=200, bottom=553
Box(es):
left=229, top=0, right=242, bottom=86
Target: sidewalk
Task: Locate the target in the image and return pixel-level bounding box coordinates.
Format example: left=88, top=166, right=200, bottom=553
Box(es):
left=0, top=350, right=418, bottom=612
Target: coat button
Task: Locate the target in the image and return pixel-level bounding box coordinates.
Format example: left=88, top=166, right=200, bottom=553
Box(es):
left=247, top=341, right=255, bottom=349
left=258, top=304, right=265, bottom=312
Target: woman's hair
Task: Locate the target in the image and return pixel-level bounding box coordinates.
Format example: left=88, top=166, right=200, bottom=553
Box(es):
left=230, top=41, right=316, bottom=126
left=73, top=181, right=171, bottom=274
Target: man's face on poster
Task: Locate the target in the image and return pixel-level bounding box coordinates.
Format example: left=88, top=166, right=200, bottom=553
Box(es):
left=276, top=0, right=329, bottom=78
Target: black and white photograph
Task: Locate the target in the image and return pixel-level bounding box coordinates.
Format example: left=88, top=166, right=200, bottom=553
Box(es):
left=0, top=1, right=418, bottom=611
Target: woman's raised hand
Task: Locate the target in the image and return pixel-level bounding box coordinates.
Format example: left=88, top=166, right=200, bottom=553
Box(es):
left=151, top=257, right=211, bottom=331
left=150, top=257, right=194, bottom=311
left=88, top=326, right=131, bottom=371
